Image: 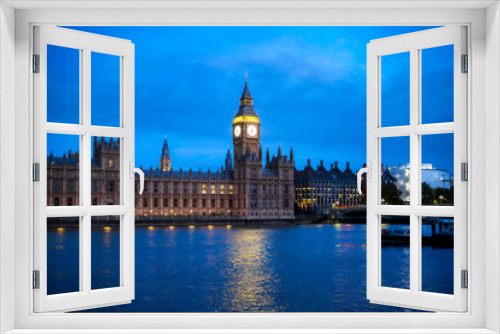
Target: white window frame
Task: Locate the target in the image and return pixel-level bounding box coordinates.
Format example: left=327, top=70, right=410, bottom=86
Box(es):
left=33, top=26, right=136, bottom=313
left=1, top=2, right=498, bottom=333
left=366, top=26, right=467, bottom=312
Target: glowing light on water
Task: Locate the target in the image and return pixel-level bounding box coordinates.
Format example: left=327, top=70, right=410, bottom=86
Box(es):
left=169, top=226, right=175, bottom=230
left=148, top=226, right=155, bottom=231
left=56, top=227, right=65, bottom=234
left=189, top=225, right=195, bottom=229
left=226, top=225, right=232, bottom=229
left=103, top=226, right=111, bottom=232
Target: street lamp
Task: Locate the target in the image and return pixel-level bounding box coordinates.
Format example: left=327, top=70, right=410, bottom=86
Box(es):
left=439, top=195, right=444, bottom=204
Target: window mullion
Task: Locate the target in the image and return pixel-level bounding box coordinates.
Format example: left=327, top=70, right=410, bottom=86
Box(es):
left=409, top=47, right=421, bottom=294
left=82, top=48, right=92, bottom=294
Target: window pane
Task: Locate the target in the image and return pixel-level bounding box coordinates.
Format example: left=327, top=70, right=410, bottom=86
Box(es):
left=381, top=215, right=410, bottom=290
left=91, top=216, right=120, bottom=290
left=91, top=52, right=120, bottom=127
left=421, top=216, right=454, bottom=294
left=47, top=217, right=80, bottom=295
left=381, top=136, right=410, bottom=205
left=381, top=52, right=410, bottom=127
left=47, top=133, right=80, bottom=206
left=47, top=45, right=80, bottom=124
left=421, top=133, right=454, bottom=206
left=421, top=45, right=454, bottom=124
left=91, top=137, right=121, bottom=205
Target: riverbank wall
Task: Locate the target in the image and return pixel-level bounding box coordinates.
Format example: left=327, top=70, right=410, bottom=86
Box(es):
left=47, top=215, right=334, bottom=227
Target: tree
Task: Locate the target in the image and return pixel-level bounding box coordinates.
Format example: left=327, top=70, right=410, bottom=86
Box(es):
left=434, top=186, right=454, bottom=205
left=381, top=182, right=404, bottom=205
left=422, top=182, right=434, bottom=205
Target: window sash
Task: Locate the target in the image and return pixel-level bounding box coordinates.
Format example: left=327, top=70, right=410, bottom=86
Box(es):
left=33, top=26, right=136, bottom=313
left=366, top=26, right=468, bottom=312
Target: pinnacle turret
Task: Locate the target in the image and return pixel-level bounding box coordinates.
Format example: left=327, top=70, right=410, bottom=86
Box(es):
left=162, top=138, right=170, bottom=158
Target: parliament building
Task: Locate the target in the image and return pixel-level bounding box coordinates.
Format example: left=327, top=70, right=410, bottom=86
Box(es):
left=47, top=78, right=295, bottom=219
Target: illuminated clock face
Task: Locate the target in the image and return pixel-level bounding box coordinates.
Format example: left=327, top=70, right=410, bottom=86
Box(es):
left=247, top=125, right=257, bottom=137
left=234, top=125, right=241, bottom=137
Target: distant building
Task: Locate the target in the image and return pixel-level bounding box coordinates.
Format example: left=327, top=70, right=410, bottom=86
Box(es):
left=386, top=163, right=454, bottom=203
left=47, top=77, right=295, bottom=219
left=294, top=160, right=361, bottom=214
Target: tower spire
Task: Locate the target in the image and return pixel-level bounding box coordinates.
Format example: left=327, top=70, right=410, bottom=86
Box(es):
left=236, top=74, right=257, bottom=116
left=162, top=138, right=169, bottom=158
left=225, top=149, right=233, bottom=171
left=160, top=137, right=172, bottom=172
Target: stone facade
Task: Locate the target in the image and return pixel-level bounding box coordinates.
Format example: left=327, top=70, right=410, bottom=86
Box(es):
left=46, top=78, right=295, bottom=219
left=295, top=160, right=361, bottom=214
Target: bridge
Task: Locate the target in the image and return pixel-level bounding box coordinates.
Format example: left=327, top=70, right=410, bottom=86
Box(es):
left=335, top=206, right=367, bottom=221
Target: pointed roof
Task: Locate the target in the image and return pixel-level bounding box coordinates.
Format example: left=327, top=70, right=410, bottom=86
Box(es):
left=162, top=138, right=170, bottom=158
left=235, top=75, right=258, bottom=117
left=240, top=74, right=252, bottom=100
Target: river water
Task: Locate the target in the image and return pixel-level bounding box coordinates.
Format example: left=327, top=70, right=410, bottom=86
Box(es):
left=46, top=223, right=453, bottom=312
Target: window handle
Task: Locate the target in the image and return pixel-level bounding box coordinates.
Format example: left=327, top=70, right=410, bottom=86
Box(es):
left=129, top=162, right=145, bottom=195
left=356, top=162, right=371, bottom=195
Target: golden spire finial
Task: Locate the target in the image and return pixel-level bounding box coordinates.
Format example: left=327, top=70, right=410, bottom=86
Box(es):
left=245, top=72, right=248, bottom=82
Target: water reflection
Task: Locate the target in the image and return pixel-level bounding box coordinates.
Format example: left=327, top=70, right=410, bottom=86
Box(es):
left=222, top=229, right=280, bottom=312
left=57, top=223, right=452, bottom=312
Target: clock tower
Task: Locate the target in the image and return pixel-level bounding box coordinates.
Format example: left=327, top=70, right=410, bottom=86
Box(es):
left=232, top=75, right=261, bottom=163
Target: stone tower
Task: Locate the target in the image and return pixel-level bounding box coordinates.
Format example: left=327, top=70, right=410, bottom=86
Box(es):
left=232, top=76, right=265, bottom=216
left=232, top=75, right=261, bottom=162
left=161, top=138, right=171, bottom=171
left=93, top=136, right=120, bottom=170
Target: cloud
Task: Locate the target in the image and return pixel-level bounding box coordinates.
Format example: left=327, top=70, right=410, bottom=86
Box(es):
left=203, top=36, right=364, bottom=85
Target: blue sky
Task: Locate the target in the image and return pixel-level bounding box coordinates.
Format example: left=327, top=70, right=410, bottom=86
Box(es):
left=47, top=26, right=454, bottom=175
